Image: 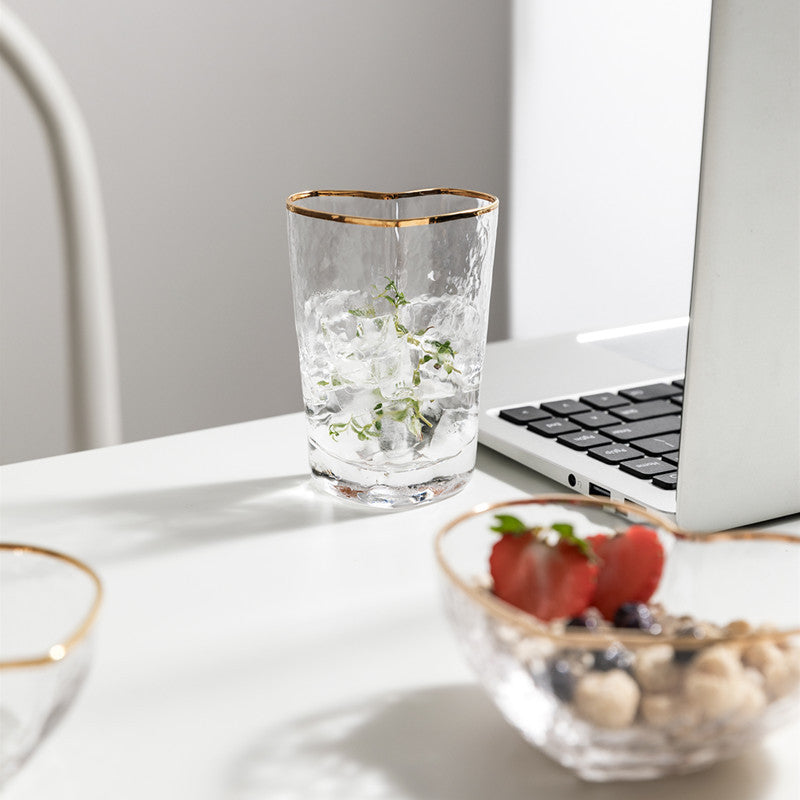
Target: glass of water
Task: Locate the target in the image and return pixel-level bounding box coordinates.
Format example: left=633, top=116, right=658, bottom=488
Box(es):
left=287, top=188, right=499, bottom=509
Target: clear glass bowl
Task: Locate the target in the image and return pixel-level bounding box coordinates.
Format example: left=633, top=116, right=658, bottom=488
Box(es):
left=434, top=495, right=800, bottom=781
left=0, top=543, right=102, bottom=787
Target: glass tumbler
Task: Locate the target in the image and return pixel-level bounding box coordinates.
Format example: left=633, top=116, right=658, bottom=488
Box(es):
left=286, top=188, right=499, bottom=508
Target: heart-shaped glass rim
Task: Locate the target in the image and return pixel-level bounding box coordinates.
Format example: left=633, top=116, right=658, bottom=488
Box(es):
left=434, top=493, right=800, bottom=649
left=286, top=187, right=498, bottom=228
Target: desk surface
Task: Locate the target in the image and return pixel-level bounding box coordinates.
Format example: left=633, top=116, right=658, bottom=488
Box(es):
left=1, top=413, right=798, bottom=799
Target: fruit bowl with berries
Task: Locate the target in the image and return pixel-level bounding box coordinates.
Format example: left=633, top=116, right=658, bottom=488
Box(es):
left=434, top=495, right=800, bottom=782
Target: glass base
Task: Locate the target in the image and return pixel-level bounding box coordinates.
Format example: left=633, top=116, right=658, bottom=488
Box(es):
left=310, top=467, right=472, bottom=509
left=307, top=436, right=477, bottom=509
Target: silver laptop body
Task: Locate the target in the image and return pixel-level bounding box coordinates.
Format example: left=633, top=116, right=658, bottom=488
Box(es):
left=479, top=0, right=800, bottom=531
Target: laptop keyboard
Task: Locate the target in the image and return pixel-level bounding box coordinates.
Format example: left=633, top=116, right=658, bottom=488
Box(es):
left=498, top=379, right=684, bottom=491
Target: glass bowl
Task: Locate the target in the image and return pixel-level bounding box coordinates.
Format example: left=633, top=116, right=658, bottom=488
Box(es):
left=0, top=543, right=102, bottom=787
left=434, top=495, right=800, bottom=782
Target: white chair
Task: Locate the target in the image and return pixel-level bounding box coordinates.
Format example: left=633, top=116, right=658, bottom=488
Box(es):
left=0, top=3, right=122, bottom=451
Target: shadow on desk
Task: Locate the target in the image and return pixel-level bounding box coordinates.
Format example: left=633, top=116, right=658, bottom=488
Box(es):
left=228, top=684, right=774, bottom=800
left=1, top=475, right=376, bottom=564
left=475, top=444, right=565, bottom=497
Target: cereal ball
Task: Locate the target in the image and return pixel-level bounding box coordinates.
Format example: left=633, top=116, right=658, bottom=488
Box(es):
left=732, top=679, right=767, bottom=723
left=743, top=641, right=783, bottom=672
left=691, top=644, right=744, bottom=681
left=785, top=644, right=800, bottom=677
left=640, top=694, right=699, bottom=730
left=574, top=669, right=641, bottom=729
left=743, top=641, right=800, bottom=699
left=684, top=670, right=745, bottom=720
left=635, top=644, right=683, bottom=693
left=724, top=619, right=752, bottom=637
left=743, top=666, right=765, bottom=689
left=763, top=656, right=798, bottom=699
left=784, top=646, right=800, bottom=694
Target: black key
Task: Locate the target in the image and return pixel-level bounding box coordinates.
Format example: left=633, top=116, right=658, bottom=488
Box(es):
left=652, top=471, right=679, bottom=490
left=579, top=392, right=628, bottom=410
left=527, top=417, right=580, bottom=438
left=556, top=430, right=612, bottom=451
left=672, top=379, right=685, bottom=389
left=619, top=457, right=675, bottom=478
left=610, top=400, right=682, bottom=422
left=600, top=415, right=682, bottom=442
left=663, top=452, right=679, bottom=466
left=587, top=443, right=644, bottom=464
left=619, top=383, right=682, bottom=402
left=632, top=433, right=680, bottom=456
left=670, top=395, right=683, bottom=407
left=569, top=410, right=620, bottom=429
left=499, top=406, right=552, bottom=425
left=540, top=399, right=591, bottom=417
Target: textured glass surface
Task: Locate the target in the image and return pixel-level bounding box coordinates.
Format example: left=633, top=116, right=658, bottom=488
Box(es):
left=435, top=497, right=800, bottom=781
left=0, top=547, right=100, bottom=787
left=287, top=190, right=498, bottom=508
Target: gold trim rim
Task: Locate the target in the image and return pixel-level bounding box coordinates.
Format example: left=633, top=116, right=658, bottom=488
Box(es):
left=0, top=543, right=103, bottom=669
left=434, top=494, right=800, bottom=649
left=285, top=188, right=499, bottom=227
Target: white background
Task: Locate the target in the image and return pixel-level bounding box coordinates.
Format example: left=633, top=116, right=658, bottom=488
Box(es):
left=0, top=0, right=711, bottom=464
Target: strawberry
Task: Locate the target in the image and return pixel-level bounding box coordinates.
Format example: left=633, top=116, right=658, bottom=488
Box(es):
left=489, top=517, right=598, bottom=621
left=587, top=525, right=664, bottom=620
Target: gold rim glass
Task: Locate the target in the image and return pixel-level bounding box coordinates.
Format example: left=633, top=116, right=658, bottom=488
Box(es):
left=286, top=187, right=499, bottom=508
left=286, top=187, right=498, bottom=227
left=435, top=494, right=800, bottom=648
left=0, top=543, right=103, bottom=669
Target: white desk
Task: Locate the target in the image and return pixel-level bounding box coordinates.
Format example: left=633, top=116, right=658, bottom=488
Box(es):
left=1, top=412, right=798, bottom=799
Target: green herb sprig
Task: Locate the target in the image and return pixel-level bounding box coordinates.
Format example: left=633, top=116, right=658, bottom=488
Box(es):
left=324, top=278, right=458, bottom=442
left=490, top=514, right=597, bottom=561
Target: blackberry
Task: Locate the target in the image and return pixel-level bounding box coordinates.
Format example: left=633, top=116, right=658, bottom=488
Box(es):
left=593, top=643, right=634, bottom=673
left=549, top=658, right=577, bottom=701
left=566, top=610, right=602, bottom=632
left=613, top=602, right=657, bottom=631
left=546, top=650, right=593, bottom=702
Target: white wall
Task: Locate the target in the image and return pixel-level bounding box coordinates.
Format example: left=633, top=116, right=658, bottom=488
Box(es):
left=0, top=0, right=511, bottom=464
left=1, top=1, right=715, bottom=465
left=510, top=0, right=711, bottom=339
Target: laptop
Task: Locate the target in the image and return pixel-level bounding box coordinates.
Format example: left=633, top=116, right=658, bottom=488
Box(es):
left=478, top=0, right=800, bottom=532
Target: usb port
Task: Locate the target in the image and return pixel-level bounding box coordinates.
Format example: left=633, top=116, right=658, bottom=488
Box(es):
left=624, top=498, right=645, bottom=510
left=588, top=483, right=611, bottom=498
